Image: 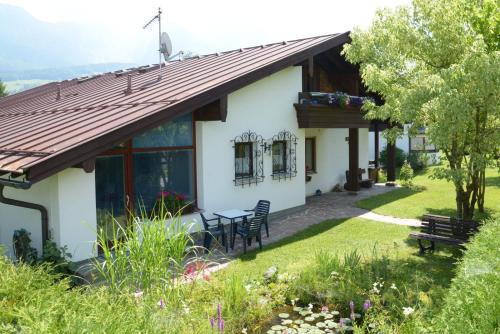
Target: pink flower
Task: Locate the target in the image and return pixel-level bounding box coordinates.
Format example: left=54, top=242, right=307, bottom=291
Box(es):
left=321, top=305, right=329, bottom=312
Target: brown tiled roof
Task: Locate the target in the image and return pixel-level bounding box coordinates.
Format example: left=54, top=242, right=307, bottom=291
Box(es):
left=0, top=32, right=349, bottom=183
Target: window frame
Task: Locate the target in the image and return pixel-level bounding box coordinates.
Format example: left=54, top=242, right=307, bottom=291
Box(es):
left=234, top=142, right=254, bottom=179
left=409, top=134, right=437, bottom=153
left=96, top=113, right=197, bottom=217
left=272, top=140, right=288, bottom=174
left=305, top=137, right=316, bottom=174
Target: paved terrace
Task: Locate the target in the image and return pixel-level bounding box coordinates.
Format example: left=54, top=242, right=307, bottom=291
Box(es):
left=210, top=184, right=421, bottom=257
left=77, top=185, right=421, bottom=281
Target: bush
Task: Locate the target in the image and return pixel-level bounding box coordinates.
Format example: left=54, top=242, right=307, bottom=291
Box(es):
left=407, top=152, right=428, bottom=171
left=399, top=160, right=414, bottom=187
left=435, top=218, right=500, bottom=333
left=380, top=146, right=406, bottom=168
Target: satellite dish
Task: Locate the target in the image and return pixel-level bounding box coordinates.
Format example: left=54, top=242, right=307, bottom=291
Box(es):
left=160, top=32, right=172, bottom=61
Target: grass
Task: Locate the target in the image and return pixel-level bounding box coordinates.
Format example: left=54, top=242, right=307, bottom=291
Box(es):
left=1, top=217, right=459, bottom=333
left=435, top=217, right=500, bottom=333
left=357, top=167, right=500, bottom=220
left=223, top=218, right=454, bottom=280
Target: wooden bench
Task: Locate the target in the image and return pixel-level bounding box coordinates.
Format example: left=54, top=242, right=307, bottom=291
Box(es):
left=344, top=168, right=373, bottom=189
left=409, top=214, right=480, bottom=254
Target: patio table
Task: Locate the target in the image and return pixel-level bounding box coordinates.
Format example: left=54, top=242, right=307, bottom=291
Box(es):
left=213, top=209, right=253, bottom=250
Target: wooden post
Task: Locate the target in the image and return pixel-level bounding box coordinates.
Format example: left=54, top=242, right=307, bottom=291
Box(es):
left=374, top=122, right=380, bottom=183
left=347, top=128, right=360, bottom=192
left=386, top=140, right=396, bottom=185
left=308, top=56, right=314, bottom=91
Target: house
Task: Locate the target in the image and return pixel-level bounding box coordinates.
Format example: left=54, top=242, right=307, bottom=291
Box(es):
left=0, top=32, right=383, bottom=261
left=368, top=125, right=440, bottom=165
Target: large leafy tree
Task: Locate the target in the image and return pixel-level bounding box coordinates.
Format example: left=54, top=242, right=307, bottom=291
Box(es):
left=344, top=0, right=499, bottom=219
left=0, top=79, right=7, bottom=97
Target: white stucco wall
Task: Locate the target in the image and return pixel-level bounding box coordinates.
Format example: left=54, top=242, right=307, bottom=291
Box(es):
left=0, top=169, right=96, bottom=261
left=196, top=66, right=306, bottom=216
left=305, top=128, right=369, bottom=196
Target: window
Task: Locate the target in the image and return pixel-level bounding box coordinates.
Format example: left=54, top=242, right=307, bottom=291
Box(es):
left=235, top=142, right=253, bottom=178
left=305, top=137, right=316, bottom=174
left=410, top=134, right=436, bottom=152
left=272, top=141, right=287, bottom=173
left=270, top=130, right=298, bottom=181
left=232, top=130, right=264, bottom=186
left=95, top=113, right=196, bottom=228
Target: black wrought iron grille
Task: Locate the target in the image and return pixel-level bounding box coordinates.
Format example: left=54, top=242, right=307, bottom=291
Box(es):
left=271, top=130, right=298, bottom=181
left=232, top=130, right=265, bottom=186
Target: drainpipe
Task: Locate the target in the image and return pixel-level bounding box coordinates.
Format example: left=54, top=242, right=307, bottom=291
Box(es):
left=0, top=184, right=48, bottom=247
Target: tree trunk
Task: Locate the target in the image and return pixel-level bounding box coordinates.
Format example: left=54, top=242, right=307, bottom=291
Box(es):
left=477, top=167, right=486, bottom=213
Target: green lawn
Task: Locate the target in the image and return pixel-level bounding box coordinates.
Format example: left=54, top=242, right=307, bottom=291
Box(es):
left=221, top=217, right=455, bottom=286
left=357, top=167, right=500, bottom=220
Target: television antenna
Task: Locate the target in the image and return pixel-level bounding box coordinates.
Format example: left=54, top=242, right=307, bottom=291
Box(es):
left=143, top=7, right=170, bottom=81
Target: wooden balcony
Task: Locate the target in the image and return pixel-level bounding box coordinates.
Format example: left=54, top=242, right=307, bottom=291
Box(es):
left=294, top=103, right=370, bottom=129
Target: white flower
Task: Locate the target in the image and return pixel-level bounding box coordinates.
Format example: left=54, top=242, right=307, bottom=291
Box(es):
left=241, top=328, right=247, bottom=334
left=244, top=284, right=252, bottom=292
left=308, top=303, right=313, bottom=310
left=390, top=283, right=397, bottom=290
left=403, top=307, right=415, bottom=316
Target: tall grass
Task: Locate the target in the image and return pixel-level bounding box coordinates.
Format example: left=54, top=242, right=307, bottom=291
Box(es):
left=94, top=201, right=202, bottom=293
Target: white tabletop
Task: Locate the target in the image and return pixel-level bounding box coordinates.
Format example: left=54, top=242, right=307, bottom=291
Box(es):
left=213, top=209, right=253, bottom=220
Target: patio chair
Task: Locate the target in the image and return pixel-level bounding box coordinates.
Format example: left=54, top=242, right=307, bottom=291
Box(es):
left=245, top=200, right=271, bottom=237
left=232, top=215, right=264, bottom=254
left=200, top=213, right=228, bottom=253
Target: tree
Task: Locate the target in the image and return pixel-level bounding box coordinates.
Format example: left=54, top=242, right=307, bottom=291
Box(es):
left=343, top=0, right=499, bottom=219
left=0, top=79, right=7, bottom=97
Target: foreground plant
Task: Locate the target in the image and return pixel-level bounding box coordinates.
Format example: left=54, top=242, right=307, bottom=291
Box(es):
left=93, top=201, right=203, bottom=293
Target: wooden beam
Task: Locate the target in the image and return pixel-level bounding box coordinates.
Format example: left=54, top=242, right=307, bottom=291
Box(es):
left=347, top=128, right=360, bottom=192
left=308, top=56, right=314, bottom=91
left=73, top=158, right=95, bottom=173
left=193, top=96, right=228, bottom=122
left=386, top=141, right=396, bottom=182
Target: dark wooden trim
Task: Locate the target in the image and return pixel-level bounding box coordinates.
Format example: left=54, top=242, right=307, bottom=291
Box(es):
left=72, top=158, right=96, bottom=173
left=193, top=95, right=228, bottom=122
left=346, top=128, right=360, bottom=191
left=374, top=123, right=379, bottom=169
left=25, top=32, right=351, bottom=183
left=294, top=104, right=370, bottom=128
left=305, top=137, right=316, bottom=174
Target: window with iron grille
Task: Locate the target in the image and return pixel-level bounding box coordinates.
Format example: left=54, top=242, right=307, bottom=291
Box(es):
left=271, top=130, right=298, bottom=181
left=232, top=131, right=264, bottom=186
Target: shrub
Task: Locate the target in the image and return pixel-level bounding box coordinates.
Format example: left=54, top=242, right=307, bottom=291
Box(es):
left=407, top=152, right=428, bottom=171
left=380, top=146, right=406, bottom=168
left=399, top=160, right=415, bottom=187
left=435, top=218, right=500, bottom=333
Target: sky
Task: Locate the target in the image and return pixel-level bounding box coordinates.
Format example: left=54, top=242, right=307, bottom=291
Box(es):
left=1, top=0, right=411, bottom=64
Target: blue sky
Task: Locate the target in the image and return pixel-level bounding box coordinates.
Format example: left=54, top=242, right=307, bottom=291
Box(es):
left=1, top=0, right=410, bottom=64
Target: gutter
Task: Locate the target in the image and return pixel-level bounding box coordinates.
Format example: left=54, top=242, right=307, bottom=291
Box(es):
left=0, top=183, right=48, bottom=247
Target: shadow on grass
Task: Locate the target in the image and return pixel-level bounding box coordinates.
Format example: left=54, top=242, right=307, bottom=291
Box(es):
left=236, top=218, right=350, bottom=262
left=356, top=186, right=424, bottom=212
left=485, top=175, right=500, bottom=188
left=423, top=207, right=494, bottom=222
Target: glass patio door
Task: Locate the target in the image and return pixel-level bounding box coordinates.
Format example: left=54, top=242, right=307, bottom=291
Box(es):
left=95, top=155, right=127, bottom=232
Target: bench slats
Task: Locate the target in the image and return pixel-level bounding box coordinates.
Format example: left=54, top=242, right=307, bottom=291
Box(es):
left=410, top=214, right=480, bottom=254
